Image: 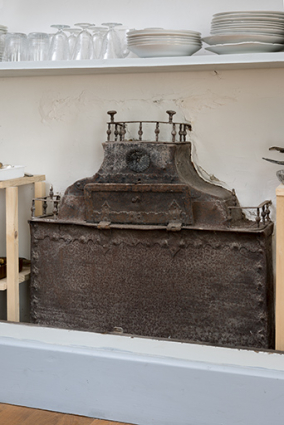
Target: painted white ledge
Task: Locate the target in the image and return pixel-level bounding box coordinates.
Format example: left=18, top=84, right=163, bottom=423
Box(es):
left=0, top=52, right=284, bottom=77
left=0, top=322, right=284, bottom=425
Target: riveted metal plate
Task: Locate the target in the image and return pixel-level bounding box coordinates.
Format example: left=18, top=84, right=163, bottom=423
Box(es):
left=30, top=221, right=274, bottom=350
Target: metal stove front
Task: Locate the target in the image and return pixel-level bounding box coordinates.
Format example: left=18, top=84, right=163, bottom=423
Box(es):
left=29, top=111, right=274, bottom=350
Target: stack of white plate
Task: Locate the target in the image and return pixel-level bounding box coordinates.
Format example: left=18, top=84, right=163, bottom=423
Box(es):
left=127, top=28, right=202, bottom=58
left=202, top=11, right=284, bottom=54
left=0, top=25, right=8, bottom=60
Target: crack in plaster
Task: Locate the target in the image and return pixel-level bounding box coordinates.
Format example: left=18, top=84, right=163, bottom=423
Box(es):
left=38, top=84, right=240, bottom=125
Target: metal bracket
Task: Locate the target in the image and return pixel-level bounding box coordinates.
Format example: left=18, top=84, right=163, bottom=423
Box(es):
left=167, top=221, right=182, bottom=231
left=98, top=221, right=111, bottom=230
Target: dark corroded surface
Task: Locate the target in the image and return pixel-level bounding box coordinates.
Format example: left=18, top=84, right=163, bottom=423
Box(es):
left=84, top=183, right=194, bottom=226
left=30, top=221, right=274, bottom=349
left=58, top=141, right=243, bottom=228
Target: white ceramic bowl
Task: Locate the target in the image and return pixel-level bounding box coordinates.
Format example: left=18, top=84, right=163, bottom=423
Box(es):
left=0, top=165, right=25, bottom=181
left=128, top=42, right=201, bottom=57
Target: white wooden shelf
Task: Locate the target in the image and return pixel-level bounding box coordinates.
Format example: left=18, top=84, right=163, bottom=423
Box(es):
left=0, top=266, right=31, bottom=291
left=0, top=52, right=284, bottom=77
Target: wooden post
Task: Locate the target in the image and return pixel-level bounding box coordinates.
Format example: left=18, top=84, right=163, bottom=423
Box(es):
left=276, top=184, right=284, bottom=350
left=34, top=181, right=46, bottom=217
left=6, top=186, right=19, bottom=322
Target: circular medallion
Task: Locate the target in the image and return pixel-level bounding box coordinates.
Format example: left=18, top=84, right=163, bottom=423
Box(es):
left=126, top=148, right=151, bottom=173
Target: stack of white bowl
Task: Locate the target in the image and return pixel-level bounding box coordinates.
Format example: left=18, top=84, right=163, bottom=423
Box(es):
left=127, top=28, right=202, bottom=58
left=0, top=25, right=8, bottom=60
left=202, top=11, right=284, bottom=54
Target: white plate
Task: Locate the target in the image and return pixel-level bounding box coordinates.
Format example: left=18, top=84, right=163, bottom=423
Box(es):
left=128, top=40, right=202, bottom=47
left=128, top=32, right=201, bottom=38
left=212, top=20, right=284, bottom=27
left=211, top=22, right=284, bottom=29
left=128, top=43, right=201, bottom=57
left=212, top=16, right=284, bottom=24
left=128, top=28, right=201, bottom=37
left=127, top=35, right=201, bottom=43
left=205, top=41, right=284, bottom=54
left=213, top=11, right=284, bottom=18
left=211, top=26, right=284, bottom=33
left=128, top=33, right=201, bottom=39
left=211, top=27, right=284, bottom=35
left=0, top=165, right=25, bottom=181
left=202, top=33, right=284, bottom=45
left=128, top=36, right=201, bottom=43
left=212, top=15, right=284, bottom=22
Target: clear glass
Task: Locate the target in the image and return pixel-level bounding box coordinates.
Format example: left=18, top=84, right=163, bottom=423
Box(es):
left=28, top=32, right=49, bottom=61
left=0, top=32, right=6, bottom=61
left=49, top=24, right=70, bottom=60
left=118, top=27, right=131, bottom=58
left=72, top=23, right=93, bottom=60
left=100, top=23, right=123, bottom=59
left=63, top=28, right=81, bottom=59
left=2, top=33, right=28, bottom=61
left=88, top=26, right=107, bottom=59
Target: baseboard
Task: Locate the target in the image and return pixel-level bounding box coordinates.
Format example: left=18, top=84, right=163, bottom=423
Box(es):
left=0, top=322, right=283, bottom=425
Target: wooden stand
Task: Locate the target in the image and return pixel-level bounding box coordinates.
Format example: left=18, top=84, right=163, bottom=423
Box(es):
left=0, top=175, right=45, bottom=322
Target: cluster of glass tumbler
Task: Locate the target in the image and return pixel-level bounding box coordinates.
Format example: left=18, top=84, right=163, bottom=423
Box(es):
left=0, top=23, right=129, bottom=62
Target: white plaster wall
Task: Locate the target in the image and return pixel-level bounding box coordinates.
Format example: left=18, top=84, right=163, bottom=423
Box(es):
left=0, top=0, right=283, bottom=259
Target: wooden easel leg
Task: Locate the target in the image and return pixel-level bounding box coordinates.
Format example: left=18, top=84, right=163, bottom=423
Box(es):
left=6, top=186, right=19, bottom=322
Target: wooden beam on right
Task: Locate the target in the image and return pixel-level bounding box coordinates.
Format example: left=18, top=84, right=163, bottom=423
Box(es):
left=276, top=184, right=284, bottom=350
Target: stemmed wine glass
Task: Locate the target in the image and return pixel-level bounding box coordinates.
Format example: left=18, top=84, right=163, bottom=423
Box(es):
left=100, top=23, right=124, bottom=59
left=118, top=27, right=131, bottom=58
left=63, top=28, right=81, bottom=59
left=49, top=24, right=70, bottom=60
left=87, top=26, right=107, bottom=59
left=72, top=23, right=94, bottom=60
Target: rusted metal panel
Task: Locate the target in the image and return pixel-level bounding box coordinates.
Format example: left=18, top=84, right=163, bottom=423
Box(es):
left=30, top=221, right=274, bottom=349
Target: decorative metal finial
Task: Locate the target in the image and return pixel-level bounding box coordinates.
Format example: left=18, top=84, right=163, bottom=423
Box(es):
left=107, top=110, right=117, bottom=123
left=166, top=110, right=176, bottom=123
left=107, top=111, right=117, bottom=141
left=49, top=185, right=54, bottom=199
